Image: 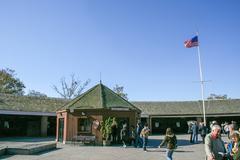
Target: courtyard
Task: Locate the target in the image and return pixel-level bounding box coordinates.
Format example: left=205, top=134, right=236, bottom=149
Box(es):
left=0, top=134, right=219, bottom=160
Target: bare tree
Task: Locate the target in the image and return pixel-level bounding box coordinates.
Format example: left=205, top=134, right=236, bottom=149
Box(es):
left=27, top=90, right=47, bottom=97
left=53, top=74, right=90, bottom=99
left=113, top=84, right=128, bottom=100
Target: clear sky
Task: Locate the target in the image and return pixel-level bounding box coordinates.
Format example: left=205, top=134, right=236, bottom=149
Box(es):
left=0, top=0, right=240, bottom=101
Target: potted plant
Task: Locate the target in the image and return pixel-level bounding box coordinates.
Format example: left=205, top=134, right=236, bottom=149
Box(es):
left=100, top=117, right=114, bottom=146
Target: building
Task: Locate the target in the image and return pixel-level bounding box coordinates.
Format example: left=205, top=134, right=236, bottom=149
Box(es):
left=56, top=83, right=141, bottom=144
left=133, top=100, right=240, bottom=134
left=0, top=93, right=68, bottom=137
left=1, top=84, right=240, bottom=138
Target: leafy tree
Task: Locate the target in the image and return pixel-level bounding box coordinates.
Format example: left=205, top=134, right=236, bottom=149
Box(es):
left=53, top=74, right=90, bottom=99
left=113, top=84, right=128, bottom=100
left=0, top=68, right=25, bottom=95
left=100, top=117, right=114, bottom=140
left=27, top=90, right=47, bottom=97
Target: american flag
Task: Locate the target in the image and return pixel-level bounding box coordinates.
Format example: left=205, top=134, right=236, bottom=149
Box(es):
left=184, top=36, right=199, bottom=48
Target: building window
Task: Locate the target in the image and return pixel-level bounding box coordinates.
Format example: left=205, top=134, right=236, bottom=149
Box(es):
left=176, top=122, right=181, bottom=127
left=4, top=121, right=9, bottom=128
left=78, top=118, right=91, bottom=133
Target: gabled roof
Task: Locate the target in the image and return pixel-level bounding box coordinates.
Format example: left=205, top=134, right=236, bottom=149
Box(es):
left=61, top=83, right=141, bottom=112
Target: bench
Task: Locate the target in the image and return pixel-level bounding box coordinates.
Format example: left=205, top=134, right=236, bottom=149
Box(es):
left=72, top=135, right=96, bottom=145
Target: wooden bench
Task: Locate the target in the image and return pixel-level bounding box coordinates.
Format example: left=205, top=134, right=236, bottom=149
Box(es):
left=72, top=135, right=96, bottom=145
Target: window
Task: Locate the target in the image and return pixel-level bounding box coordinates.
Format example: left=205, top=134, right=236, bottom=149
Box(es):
left=78, top=118, right=91, bottom=133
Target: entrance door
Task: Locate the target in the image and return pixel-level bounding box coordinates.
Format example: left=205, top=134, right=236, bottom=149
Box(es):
left=58, top=118, right=64, bottom=142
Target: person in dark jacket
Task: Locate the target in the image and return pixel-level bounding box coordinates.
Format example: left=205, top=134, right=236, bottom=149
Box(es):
left=159, top=128, right=177, bottom=160
left=199, top=122, right=208, bottom=144
left=135, top=121, right=143, bottom=148
left=188, top=123, right=193, bottom=143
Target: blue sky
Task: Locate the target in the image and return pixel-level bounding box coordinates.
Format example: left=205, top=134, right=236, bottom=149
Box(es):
left=0, top=0, right=240, bottom=101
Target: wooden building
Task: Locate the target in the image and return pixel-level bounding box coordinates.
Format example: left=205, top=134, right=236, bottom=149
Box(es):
left=56, top=83, right=141, bottom=144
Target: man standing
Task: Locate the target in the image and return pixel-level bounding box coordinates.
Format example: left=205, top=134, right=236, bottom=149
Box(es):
left=141, top=123, right=150, bottom=152
left=199, top=122, right=208, bottom=144
left=135, top=120, right=143, bottom=148
left=205, top=125, right=226, bottom=160
left=192, top=122, right=199, bottom=143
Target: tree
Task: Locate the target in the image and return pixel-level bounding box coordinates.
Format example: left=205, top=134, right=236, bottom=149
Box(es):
left=207, top=93, right=228, bottom=100
left=113, top=84, right=128, bottom=100
left=27, top=90, right=47, bottom=97
left=0, top=68, right=25, bottom=95
left=53, top=74, right=90, bottom=99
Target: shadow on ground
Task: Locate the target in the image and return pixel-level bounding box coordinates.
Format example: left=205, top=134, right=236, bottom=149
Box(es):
left=148, top=138, right=203, bottom=148
left=0, top=137, right=55, bottom=142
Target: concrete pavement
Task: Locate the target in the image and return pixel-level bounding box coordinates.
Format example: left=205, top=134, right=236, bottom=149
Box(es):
left=0, top=134, right=222, bottom=160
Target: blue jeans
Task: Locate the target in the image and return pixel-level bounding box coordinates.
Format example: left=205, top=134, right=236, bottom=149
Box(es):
left=166, top=149, right=174, bottom=160
left=192, top=134, right=198, bottom=143
left=135, top=135, right=142, bottom=147
left=143, top=137, right=148, bottom=151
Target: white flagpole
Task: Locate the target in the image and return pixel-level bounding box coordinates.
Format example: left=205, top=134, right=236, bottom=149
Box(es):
left=196, top=33, right=206, bottom=126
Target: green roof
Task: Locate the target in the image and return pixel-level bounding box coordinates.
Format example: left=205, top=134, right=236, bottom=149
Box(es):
left=132, top=99, right=240, bottom=116
left=61, top=83, right=140, bottom=112
left=0, top=93, right=68, bottom=113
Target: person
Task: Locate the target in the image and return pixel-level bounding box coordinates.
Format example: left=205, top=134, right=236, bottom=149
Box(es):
left=227, top=131, right=240, bottom=160
left=159, top=128, right=177, bottom=160
left=129, top=125, right=136, bottom=147
left=191, top=122, right=199, bottom=143
left=135, top=121, right=143, bottom=148
left=111, top=117, right=118, bottom=144
left=224, top=123, right=230, bottom=137
left=199, top=122, right=208, bottom=144
left=205, top=125, right=227, bottom=160
left=120, top=123, right=128, bottom=148
left=210, top=121, right=218, bottom=131
left=231, top=121, right=238, bottom=131
left=188, top=122, right=193, bottom=143
left=141, top=123, right=150, bottom=151
left=229, top=124, right=235, bottom=139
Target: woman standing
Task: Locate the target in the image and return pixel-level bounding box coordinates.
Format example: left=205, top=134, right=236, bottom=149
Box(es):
left=229, top=132, right=240, bottom=160
left=159, top=128, right=177, bottom=160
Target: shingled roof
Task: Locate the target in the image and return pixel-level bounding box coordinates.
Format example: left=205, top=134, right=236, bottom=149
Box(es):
left=132, top=99, right=240, bottom=116
left=1, top=91, right=240, bottom=117
left=61, top=83, right=141, bottom=112
left=0, top=93, right=68, bottom=113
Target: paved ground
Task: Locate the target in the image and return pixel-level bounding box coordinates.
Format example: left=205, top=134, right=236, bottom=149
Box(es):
left=0, top=134, right=228, bottom=160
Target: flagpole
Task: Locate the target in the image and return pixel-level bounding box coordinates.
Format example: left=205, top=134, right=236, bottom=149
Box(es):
left=196, top=33, right=206, bottom=126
